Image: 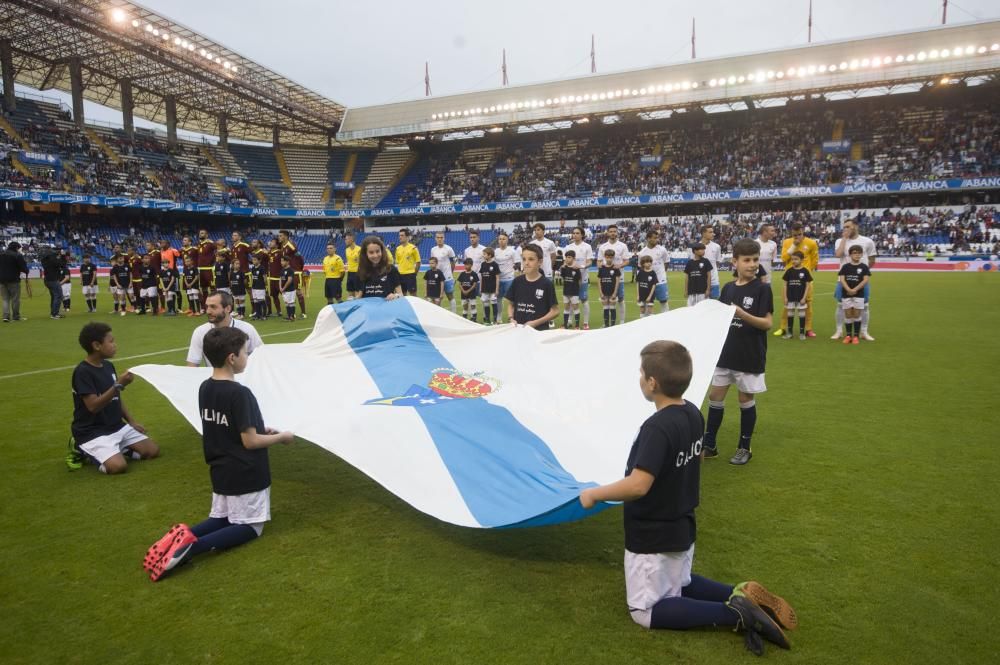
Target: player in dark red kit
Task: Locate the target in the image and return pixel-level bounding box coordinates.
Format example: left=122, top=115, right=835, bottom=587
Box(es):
left=267, top=238, right=283, bottom=318
left=197, top=229, right=217, bottom=307
left=278, top=230, right=306, bottom=319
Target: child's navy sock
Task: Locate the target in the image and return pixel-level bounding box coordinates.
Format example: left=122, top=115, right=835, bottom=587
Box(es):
left=563, top=313, right=569, bottom=327
left=739, top=400, right=756, bottom=450
left=610, top=308, right=616, bottom=325
left=650, top=596, right=739, bottom=629
left=787, top=315, right=793, bottom=331
left=603, top=307, right=610, bottom=327
left=799, top=316, right=805, bottom=333
left=682, top=574, right=734, bottom=602
left=704, top=400, right=724, bottom=448
left=574, top=314, right=580, bottom=328
left=189, top=524, right=258, bottom=556
left=191, top=517, right=231, bottom=537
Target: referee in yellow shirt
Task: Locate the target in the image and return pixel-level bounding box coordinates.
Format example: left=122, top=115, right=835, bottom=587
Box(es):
left=322, top=243, right=346, bottom=304
left=395, top=229, right=421, bottom=296
left=775, top=222, right=819, bottom=337
left=343, top=231, right=362, bottom=300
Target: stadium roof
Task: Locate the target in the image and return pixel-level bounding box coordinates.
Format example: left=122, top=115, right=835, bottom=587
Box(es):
left=0, top=0, right=345, bottom=144
left=338, top=19, right=1000, bottom=141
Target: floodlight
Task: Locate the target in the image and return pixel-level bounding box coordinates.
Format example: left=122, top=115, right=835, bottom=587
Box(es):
left=917, top=52, right=926, bottom=60
left=111, top=8, right=126, bottom=23
left=807, top=65, right=816, bottom=74
left=223, top=61, right=231, bottom=69
left=929, top=50, right=939, bottom=59
left=638, top=88, right=646, bottom=95
left=727, top=75, right=736, bottom=84
left=775, top=71, right=784, bottom=79
left=131, top=19, right=140, bottom=28
left=965, top=45, right=975, bottom=55
left=977, top=46, right=986, bottom=54
left=708, top=78, right=717, bottom=87
left=940, top=49, right=950, bottom=57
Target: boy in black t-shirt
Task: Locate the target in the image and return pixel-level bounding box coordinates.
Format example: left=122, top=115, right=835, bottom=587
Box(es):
left=80, top=254, right=98, bottom=313
left=636, top=255, right=657, bottom=318
left=504, top=243, right=558, bottom=330
left=144, top=327, right=294, bottom=582
left=59, top=255, right=72, bottom=313
left=183, top=256, right=201, bottom=316
left=598, top=249, right=621, bottom=327
left=229, top=267, right=247, bottom=319
left=424, top=256, right=445, bottom=305
left=684, top=243, right=712, bottom=307
left=280, top=257, right=297, bottom=321
left=458, top=258, right=480, bottom=322
left=703, top=239, right=773, bottom=466
left=138, top=254, right=159, bottom=316
left=560, top=250, right=582, bottom=329
left=781, top=251, right=813, bottom=340
left=111, top=255, right=130, bottom=316
left=69, top=322, right=159, bottom=473
left=838, top=245, right=871, bottom=345
left=580, top=341, right=795, bottom=653
left=479, top=247, right=500, bottom=324
left=249, top=253, right=268, bottom=320
left=161, top=263, right=179, bottom=316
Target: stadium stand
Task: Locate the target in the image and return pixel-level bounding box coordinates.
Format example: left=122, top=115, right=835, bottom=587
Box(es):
left=225, top=143, right=294, bottom=207
left=359, top=148, right=415, bottom=208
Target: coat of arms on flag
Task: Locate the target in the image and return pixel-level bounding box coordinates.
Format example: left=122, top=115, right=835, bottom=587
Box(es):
left=364, top=369, right=501, bottom=407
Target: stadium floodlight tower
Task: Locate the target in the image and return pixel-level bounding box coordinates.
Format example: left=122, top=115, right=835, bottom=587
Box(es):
left=337, top=19, right=1000, bottom=142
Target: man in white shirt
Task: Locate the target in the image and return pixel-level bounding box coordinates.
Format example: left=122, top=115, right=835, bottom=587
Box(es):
left=637, top=229, right=670, bottom=312
left=756, top=223, right=778, bottom=284
left=833, top=218, right=878, bottom=341
left=463, top=230, right=485, bottom=273
left=430, top=231, right=458, bottom=313
left=463, top=230, right=486, bottom=320
left=597, top=223, right=632, bottom=323
left=530, top=223, right=558, bottom=278
left=565, top=226, right=595, bottom=329
left=186, top=291, right=264, bottom=366
left=493, top=231, right=519, bottom=322
left=700, top=225, right=723, bottom=298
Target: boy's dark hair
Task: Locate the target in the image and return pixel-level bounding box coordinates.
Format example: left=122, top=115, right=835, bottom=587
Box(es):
left=640, top=340, right=692, bottom=398
left=463, top=257, right=474, bottom=265
left=791, top=250, right=805, bottom=259
left=82, top=253, right=91, bottom=259
left=639, top=255, right=652, bottom=264
left=203, top=327, right=249, bottom=369
left=428, top=256, right=438, bottom=263
left=732, top=238, right=761, bottom=259
left=522, top=243, right=543, bottom=260
left=564, top=249, right=576, bottom=258
left=849, top=244, right=863, bottom=254
left=280, top=255, right=290, bottom=263
left=483, top=246, right=494, bottom=256
left=604, top=249, right=616, bottom=257
left=79, top=322, right=112, bottom=353
left=691, top=242, right=706, bottom=251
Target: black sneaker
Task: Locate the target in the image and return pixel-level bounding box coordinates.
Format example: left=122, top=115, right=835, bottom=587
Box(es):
left=702, top=445, right=719, bottom=459
left=727, top=594, right=790, bottom=653
left=729, top=448, right=752, bottom=465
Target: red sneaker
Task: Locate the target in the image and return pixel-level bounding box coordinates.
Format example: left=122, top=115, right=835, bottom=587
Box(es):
left=842, top=336, right=852, bottom=345
left=143, top=523, right=189, bottom=573
left=145, top=524, right=197, bottom=581
left=805, top=330, right=816, bottom=338
left=852, top=336, right=860, bottom=345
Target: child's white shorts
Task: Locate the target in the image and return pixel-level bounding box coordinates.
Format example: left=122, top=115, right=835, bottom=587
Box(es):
left=712, top=367, right=766, bottom=393
left=210, top=487, right=271, bottom=525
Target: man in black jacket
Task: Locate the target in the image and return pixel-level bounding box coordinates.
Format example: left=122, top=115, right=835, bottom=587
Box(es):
left=40, top=247, right=64, bottom=319
left=0, top=241, right=32, bottom=322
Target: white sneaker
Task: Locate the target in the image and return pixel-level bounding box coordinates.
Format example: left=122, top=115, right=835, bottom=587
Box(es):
left=860, top=332, right=875, bottom=341
left=830, top=330, right=843, bottom=340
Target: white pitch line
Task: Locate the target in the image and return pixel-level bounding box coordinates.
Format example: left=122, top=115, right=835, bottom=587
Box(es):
left=0, top=327, right=311, bottom=381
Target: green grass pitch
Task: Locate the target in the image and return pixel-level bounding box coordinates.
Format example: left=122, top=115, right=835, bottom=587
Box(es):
left=1, top=270, right=998, bottom=664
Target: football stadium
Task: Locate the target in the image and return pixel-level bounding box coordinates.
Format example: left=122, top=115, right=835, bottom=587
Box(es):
left=1, top=0, right=998, bottom=662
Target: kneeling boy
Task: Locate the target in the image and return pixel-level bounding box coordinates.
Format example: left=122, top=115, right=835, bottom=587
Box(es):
left=70, top=322, right=159, bottom=473
left=580, top=341, right=795, bottom=656
left=143, top=327, right=294, bottom=581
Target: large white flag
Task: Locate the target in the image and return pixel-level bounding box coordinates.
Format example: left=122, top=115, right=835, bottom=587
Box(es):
left=132, top=297, right=734, bottom=528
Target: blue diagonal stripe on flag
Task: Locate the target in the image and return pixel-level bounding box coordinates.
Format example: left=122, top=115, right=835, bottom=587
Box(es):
left=334, top=298, right=605, bottom=528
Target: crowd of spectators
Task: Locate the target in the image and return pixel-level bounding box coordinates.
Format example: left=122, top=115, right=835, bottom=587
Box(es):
left=390, top=98, right=1000, bottom=207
